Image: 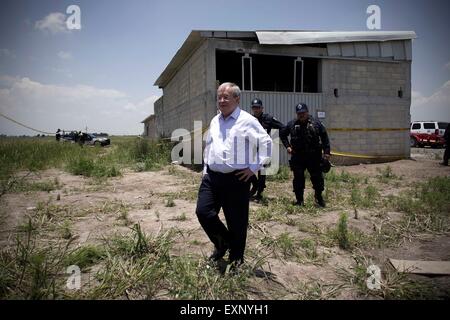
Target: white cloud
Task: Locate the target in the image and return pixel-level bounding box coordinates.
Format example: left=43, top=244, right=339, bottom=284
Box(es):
left=120, top=95, right=159, bottom=115
left=411, top=81, right=450, bottom=121
left=35, top=12, right=68, bottom=34
left=0, top=49, right=16, bottom=59
left=57, top=51, right=72, bottom=60
left=0, top=75, right=159, bottom=135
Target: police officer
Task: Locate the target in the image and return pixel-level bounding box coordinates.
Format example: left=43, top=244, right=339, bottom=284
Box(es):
left=280, top=103, right=331, bottom=207
left=78, top=131, right=86, bottom=147
left=249, top=98, right=285, bottom=202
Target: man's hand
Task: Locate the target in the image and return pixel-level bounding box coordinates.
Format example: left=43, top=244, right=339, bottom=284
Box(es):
left=235, top=168, right=255, bottom=182
left=323, top=154, right=331, bottom=160
left=287, top=147, right=294, bottom=155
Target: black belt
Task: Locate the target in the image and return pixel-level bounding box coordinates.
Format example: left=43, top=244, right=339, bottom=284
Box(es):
left=206, top=165, right=243, bottom=176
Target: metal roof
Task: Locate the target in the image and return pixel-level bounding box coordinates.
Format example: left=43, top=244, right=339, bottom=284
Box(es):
left=141, top=114, right=155, bottom=123
left=256, top=31, right=416, bottom=45
left=154, top=30, right=417, bottom=88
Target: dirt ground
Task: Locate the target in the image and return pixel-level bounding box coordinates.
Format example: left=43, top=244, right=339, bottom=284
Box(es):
left=1, top=147, right=449, bottom=299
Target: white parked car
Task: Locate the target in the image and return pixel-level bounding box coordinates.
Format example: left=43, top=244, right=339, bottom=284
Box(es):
left=84, top=133, right=111, bottom=147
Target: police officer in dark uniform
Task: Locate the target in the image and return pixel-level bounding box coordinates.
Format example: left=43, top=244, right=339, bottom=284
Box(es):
left=280, top=103, right=331, bottom=207
left=249, top=98, right=285, bottom=201
left=78, top=131, right=86, bottom=147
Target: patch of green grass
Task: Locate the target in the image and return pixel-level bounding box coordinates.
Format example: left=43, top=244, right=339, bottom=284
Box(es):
left=299, top=238, right=319, bottom=261
left=295, top=281, right=344, bottom=300
left=336, top=213, right=350, bottom=250
left=105, top=224, right=173, bottom=259
left=261, top=232, right=297, bottom=260
left=326, top=169, right=361, bottom=184
left=170, top=212, right=188, bottom=221
left=350, top=185, right=380, bottom=209
left=165, top=197, right=176, bottom=208
left=0, top=222, right=72, bottom=299
left=126, top=138, right=173, bottom=171
left=10, top=178, right=62, bottom=193
left=252, top=207, right=275, bottom=222
left=64, top=245, right=106, bottom=270
left=66, top=157, right=121, bottom=179
left=166, top=256, right=250, bottom=299
left=386, top=176, right=450, bottom=233
left=319, top=212, right=372, bottom=250
left=58, top=220, right=72, bottom=239
left=86, top=224, right=175, bottom=299
left=376, top=165, right=401, bottom=183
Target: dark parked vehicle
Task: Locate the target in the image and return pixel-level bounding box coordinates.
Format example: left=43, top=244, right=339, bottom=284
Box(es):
left=60, top=131, right=79, bottom=143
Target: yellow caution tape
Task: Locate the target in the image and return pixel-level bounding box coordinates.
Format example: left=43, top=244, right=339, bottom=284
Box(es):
left=155, top=124, right=407, bottom=160
left=331, top=151, right=406, bottom=159
left=0, top=112, right=55, bottom=135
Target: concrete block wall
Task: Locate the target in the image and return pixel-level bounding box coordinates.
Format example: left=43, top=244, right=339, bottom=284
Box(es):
left=321, top=59, right=411, bottom=162
left=159, top=41, right=211, bottom=136
left=143, top=118, right=157, bottom=140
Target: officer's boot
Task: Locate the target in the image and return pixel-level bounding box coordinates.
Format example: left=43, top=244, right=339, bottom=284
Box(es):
left=294, top=191, right=304, bottom=206
left=315, top=191, right=326, bottom=208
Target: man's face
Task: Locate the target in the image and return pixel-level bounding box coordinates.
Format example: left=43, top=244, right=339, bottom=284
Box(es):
left=297, top=111, right=309, bottom=122
left=217, top=86, right=239, bottom=117
left=251, top=106, right=263, bottom=117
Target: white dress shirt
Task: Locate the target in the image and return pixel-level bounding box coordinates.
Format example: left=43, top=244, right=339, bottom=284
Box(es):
left=204, top=107, right=272, bottom=174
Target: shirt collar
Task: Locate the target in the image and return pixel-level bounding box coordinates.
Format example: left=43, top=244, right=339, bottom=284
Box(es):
left=220, top=106, right=241, bottom=121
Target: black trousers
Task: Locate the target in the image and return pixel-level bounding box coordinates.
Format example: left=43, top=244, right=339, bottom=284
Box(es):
left=195, top=168, right=251, bottom=263
left=444, top=144, right=449, bottom=165
left=290, top=153, right=324, bottom=200
left=250, top=170, right=266, bottom=195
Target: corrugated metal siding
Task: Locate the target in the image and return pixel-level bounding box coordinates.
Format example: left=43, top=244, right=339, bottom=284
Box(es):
left=327, top=40, right=412, bottom=61
left=241, top=91, right=324, bottom=166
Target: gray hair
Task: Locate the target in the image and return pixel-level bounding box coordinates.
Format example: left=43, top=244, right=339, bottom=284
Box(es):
left=218, top=82, right=241, bottom=98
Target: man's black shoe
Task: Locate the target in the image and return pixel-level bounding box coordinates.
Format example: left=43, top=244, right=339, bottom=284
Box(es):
left=252, top=194, right=263, bottom=203
left=226, top=258, right=244, bottom=274
left=294, top=201, right=304, bottom=206
left=315, top=194, right=326, bottom=208
left=440, top=162, right=448, bottom=166
left=209, top=247, right=228, bottom=261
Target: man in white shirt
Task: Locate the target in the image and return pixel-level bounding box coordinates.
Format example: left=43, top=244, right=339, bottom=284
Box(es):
left=196, top=82, right=272, bottom=267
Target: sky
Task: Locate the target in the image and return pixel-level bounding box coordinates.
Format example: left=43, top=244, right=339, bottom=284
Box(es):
left=0, top=0, right=449, bottom=135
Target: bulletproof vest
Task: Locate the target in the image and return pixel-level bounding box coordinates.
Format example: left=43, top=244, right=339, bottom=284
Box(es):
left=290, top=118, right=321, bottom=153
left=256, top=114, right=273, bottom=134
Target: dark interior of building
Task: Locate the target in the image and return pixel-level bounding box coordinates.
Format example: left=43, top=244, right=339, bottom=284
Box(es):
left=215, top=49, right=320, bottom=93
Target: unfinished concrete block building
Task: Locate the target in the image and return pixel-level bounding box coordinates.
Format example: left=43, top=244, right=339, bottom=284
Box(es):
left=153, top=30, right=416, bottom=164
